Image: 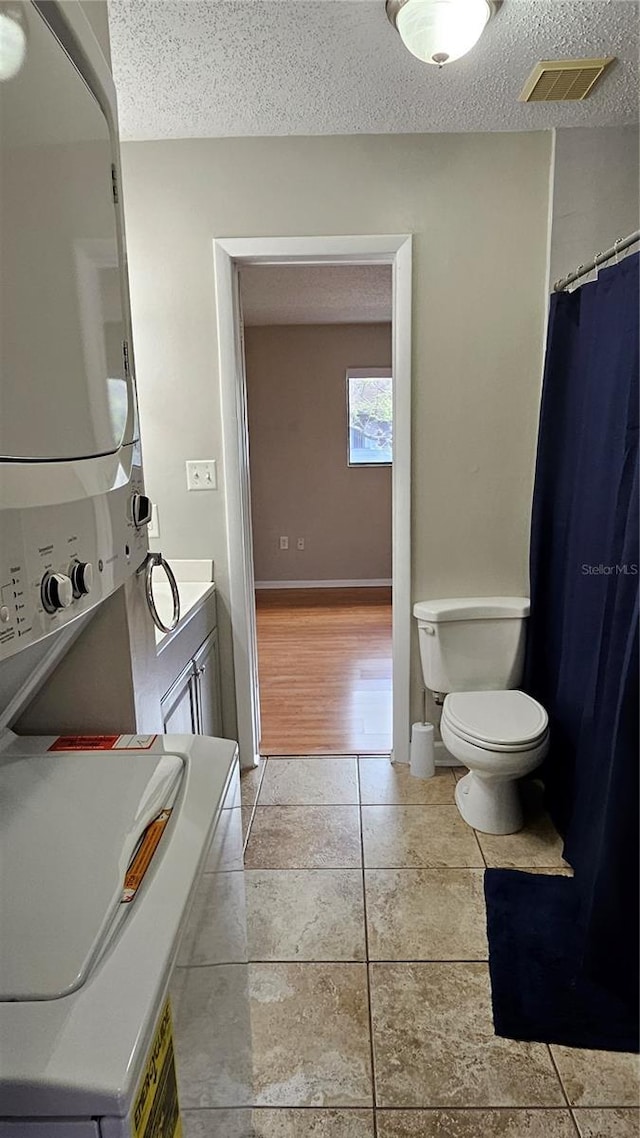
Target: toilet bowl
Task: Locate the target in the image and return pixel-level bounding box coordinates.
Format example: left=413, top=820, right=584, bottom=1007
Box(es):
left=440, top=689, right=549, bottom=834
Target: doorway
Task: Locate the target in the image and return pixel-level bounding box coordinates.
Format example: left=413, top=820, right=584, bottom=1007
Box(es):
left=213, top=236, right=412, bottom=769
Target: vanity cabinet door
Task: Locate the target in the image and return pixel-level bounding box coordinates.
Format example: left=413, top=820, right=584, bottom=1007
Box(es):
left=193, top=630, right=223, bottom=737
left=161, top=661, right=199, bottom=735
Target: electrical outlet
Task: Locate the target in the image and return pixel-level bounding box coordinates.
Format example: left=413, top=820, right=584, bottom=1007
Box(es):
left=148, top=503, right=160, bottom=539
left=186, top=459, right=217, bottom=491
left=279, top=536, right=289, bottom=550
left=296, top=537, right=305, bottom=550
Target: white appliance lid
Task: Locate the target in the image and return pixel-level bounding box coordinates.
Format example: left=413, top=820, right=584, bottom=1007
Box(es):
left=444, top=690, right=548, bottom=746
left=413, top=597, right=530, bottom=622
left=0, top=750, right=183, bottom=1001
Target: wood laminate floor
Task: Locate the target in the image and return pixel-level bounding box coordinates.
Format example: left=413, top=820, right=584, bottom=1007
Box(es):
left=255, top=587, right=392, bottom=755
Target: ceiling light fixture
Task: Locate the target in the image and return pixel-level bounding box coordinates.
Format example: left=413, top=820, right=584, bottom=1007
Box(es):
left=0, top=3, right=28, bottom=82
left=386, top=0, right=499, bottom=67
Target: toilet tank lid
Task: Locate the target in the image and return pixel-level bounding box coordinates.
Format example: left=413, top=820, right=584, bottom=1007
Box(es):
left=413, top=597, right=530, bottom=622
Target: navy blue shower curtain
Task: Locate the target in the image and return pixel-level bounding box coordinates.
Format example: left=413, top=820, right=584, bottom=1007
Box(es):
left=524, top=252, right=639, bottom=1006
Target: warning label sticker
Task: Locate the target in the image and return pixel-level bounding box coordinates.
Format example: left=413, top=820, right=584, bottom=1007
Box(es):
left=132, top=1000, right=182, bottom=1138
left=49, top=735, right=119, bottom=751
left=122, top=809, right=172, bottom=903
left=49, top=734, right=157, bottom=752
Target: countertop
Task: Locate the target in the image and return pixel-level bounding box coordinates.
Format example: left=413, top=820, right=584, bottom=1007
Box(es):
left=153, top=581, right=215, bottom=647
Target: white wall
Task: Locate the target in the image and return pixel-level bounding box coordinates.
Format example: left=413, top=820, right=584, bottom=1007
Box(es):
left=120, top=132, right=552, bottom=732
left=550, top=126, right=639, bottom=286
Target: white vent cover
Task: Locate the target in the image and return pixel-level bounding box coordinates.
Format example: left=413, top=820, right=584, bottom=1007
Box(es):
left=519, top=57, right=615, bottom=102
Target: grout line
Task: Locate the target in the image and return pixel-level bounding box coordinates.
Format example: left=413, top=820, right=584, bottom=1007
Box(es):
left=569, top=1108, right=584, bottom=1138
left=176, top=957, right=492, bottom=968
left=473, top=827, right=489, bottom=869
left=357, top=758, right=379, bottom=1136
left=178, top=1104, right=590, bottom=1115
left=547, top=1044, right=575, bottom=1116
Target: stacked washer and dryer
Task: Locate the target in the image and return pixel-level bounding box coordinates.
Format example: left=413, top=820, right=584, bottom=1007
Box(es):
left=0, top=4, right=245, bottom=1134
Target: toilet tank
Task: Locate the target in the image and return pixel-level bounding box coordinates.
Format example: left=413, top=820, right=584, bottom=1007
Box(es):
left=413, top=597, right=530, bottom=694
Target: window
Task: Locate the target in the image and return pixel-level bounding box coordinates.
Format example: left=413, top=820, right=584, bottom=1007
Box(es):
left=347, top=368, right=393, bottom=466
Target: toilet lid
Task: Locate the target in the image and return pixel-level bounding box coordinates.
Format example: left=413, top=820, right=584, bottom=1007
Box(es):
left=443, top=690, right=548, bottom=748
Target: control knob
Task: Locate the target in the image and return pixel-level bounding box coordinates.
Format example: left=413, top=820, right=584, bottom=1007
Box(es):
left=41, top=572, right=73, bottom=614
left=131, top=493, right=153, bottom=528
left=70, top=560, right=94, bottom=598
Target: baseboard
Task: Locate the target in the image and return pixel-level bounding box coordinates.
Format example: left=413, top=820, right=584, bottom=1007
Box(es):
left=255, top=579, right=392, bottom=589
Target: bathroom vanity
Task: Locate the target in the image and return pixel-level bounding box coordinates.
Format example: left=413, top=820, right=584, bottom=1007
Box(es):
left=154, top=564, right=223, bottom=738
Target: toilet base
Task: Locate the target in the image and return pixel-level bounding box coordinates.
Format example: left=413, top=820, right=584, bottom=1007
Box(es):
left=455, top=770, right=524, bottom=835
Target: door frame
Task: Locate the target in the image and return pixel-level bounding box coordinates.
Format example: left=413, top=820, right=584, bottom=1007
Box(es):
left=213, top=235, right=412, bottom=768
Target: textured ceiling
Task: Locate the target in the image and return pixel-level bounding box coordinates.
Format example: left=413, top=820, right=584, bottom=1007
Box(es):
left=108, top=0, right=639, bottom=140
left=240, top=264, right=392, bottom=325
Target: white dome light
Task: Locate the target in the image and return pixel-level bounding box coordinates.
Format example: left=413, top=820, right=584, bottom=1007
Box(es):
left=388, top=0, right=493, bottom=66
left=0, top=4, right=27, bottom=82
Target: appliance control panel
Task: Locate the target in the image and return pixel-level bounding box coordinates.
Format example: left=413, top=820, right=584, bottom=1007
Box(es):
left=0, top=452, right=148, bottom=662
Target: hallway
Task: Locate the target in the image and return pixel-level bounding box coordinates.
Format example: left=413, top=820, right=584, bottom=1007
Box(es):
left=255, top=588, right=392, bottom=756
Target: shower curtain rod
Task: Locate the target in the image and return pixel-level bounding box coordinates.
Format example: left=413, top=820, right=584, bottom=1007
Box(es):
left=553, top=229, right=640, bottom=292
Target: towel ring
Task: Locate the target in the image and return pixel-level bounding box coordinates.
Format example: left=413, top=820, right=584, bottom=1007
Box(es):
left=140, top=552, right=180, bottom=633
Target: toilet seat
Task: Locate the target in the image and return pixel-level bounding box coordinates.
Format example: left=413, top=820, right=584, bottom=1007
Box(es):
left=442, top=690, right=548, bottom=752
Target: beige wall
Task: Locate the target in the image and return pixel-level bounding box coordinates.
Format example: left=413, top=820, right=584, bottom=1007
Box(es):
left=245, top=323, right=392, bottom=584
left=120, top=132, right=552, bottom=730
left=550, top=126, right=639, bottom=286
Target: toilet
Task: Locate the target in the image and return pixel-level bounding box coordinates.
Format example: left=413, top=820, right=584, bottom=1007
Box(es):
left=413, top=597, right=549, bottom=835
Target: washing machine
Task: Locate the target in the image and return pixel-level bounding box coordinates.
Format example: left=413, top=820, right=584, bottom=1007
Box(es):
left=0, top=729, right=243, bottom=1137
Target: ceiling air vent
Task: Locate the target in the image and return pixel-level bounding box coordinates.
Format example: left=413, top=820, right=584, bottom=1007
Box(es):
left=519, top=57, right=615, bottom=102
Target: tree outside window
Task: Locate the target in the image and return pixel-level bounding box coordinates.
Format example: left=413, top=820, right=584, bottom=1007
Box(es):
left=347, top=370, right=393, bottom=465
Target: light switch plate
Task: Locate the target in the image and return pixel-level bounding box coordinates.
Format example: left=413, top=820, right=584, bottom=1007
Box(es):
left=186, top=459, right=217, bottom=491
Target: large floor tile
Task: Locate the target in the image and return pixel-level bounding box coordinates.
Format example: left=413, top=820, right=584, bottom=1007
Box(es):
left=182, top=1109, right=251, bottom=1138
left=178, top=869, right=247, bottom=966
left=250, top=963, right=372, bottom=1107
left=245, top=806, right=361, bottom=869
left=247, top=869, right=365, bottom=961
left=182, top=1108, right=375, bottom=1137
left=550, top=1046, right=640, bottom=1107
left=172, top=964, right=252, bottom=1109
left=370, top=962, right=565, bottom=1107
left=260, top=757, right=359, bottom=805
left=376, top=1108, right=577, bottom=1136
left=476, top=812, right=568, bottom=868
left=358, top=758, right=455, bottom=805
left=365, top=868, right=488, bottom=960
left=361, top=805, right=483, bottom=868
left=573, top=1108, right=640, bottom=1136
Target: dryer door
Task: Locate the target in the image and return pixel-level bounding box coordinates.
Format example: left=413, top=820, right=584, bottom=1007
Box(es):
left=0, top=3, right=133, bottom=462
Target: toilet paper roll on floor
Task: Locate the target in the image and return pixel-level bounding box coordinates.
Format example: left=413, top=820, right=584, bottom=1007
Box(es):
left=410, top=721, right=435, bottom=779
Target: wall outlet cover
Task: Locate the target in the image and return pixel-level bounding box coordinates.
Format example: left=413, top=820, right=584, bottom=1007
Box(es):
left=279, top=536, right=289, bottom=550
left=186, top=459, right=217, bottom=491
left=148, top=503, right=160, bottom=539
left=296, top=538, right=305, bottom=550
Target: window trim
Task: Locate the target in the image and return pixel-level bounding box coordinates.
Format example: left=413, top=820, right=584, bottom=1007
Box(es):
left=346, top=367, right=393, bottom=468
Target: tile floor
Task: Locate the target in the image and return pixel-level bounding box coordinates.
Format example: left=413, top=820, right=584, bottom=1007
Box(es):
left=174, top=756, right=639, bottom=1137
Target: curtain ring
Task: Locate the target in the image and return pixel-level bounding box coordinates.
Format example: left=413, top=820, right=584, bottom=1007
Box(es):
left=614, top=237, right=623, bottom=264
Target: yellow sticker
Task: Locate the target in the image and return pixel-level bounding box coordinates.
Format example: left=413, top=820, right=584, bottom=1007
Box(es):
left=132, top=999, right=182, bottom=1138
